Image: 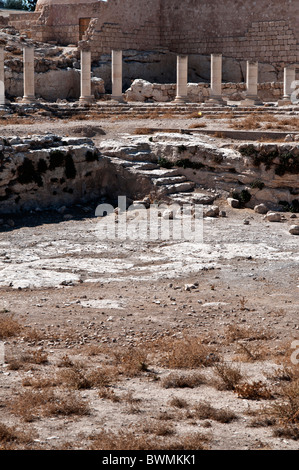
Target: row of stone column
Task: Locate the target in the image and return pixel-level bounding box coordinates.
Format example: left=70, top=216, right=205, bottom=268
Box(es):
left=0, top=46, right=297, bottom=106
left=175, top=54, right=297, bottom=106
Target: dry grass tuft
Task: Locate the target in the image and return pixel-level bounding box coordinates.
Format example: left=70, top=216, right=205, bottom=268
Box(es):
left=212, top=362, right=244, bottom=391
left=0, top=422, right=33, bottom=449
left=195, top=401, right=238, bottom=423
left=161, top=371, right=206, bottom=389
left=9, top=390, right=90, bottom=422
left=234, top=381, right=273, bottom=400
left=0, top=316, right=22, bottom=339
left=89, top=429, right=210, bottom=450
left=157, top=335, right=218, bottom=369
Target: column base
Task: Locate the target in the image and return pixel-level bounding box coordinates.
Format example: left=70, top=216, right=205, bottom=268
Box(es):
left=22, top=96, right=36, bottom=104
left=174, top=96, right=188, bottom=104
left=79, top=95, right=95, bottom=105
left=277, top=98, right=292, bottom=106
left=0, top=98, right=9, bottom=106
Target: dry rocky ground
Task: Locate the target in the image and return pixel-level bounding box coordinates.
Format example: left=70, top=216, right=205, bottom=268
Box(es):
left=0, top=110, right=299, bottom=451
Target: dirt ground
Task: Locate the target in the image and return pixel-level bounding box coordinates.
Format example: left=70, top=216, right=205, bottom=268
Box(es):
left=0, top=112, right=299, bottom=451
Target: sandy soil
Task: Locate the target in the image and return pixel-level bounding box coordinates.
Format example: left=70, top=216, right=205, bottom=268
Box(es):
left=0, top=114, right=298, bottom=451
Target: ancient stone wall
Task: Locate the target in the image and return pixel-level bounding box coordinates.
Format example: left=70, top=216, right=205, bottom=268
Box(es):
left=7, top=0, right=299, bottom=75
left=160, top=0, right=299, bottom=69
left=0, top=135, right=154, bottom=215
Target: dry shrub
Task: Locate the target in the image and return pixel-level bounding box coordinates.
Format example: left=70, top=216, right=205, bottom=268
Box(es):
left=162, top=371, right=206, bottom=389
left=9, top=390, right=89, bottom=422
left=234, top=381, right=273, bottom=400
left=89, top=429, right=159, bottom=450
left=231, top=115, right=262, bottom=130
left=22, top=376, right=58, bottom=389
left=57, top=365, right=116, bottom=390
left=212, top=362, right=244, bottom=391
left=235, top=342, right=268, bottom=362
left=98, top=388, right=121, bottom=402
left=21, top=327, right=46, bottom=343
left=225, top=324, right=271, bottom=343
left=44, top=392, right=90, bottom=417
left=0, top=423, right=33, bottom=449
left=169, top=397, right=189, bottom=409
left=142, top=420, right=176, bottom=437
left=89, top=429, right=210, bottom=450
left=157, top=335, right=218, bottom=369
left=273, top=425, right=299, bottom=440
left=112, top=346, right=149, bottom=377
left=267, top=379, right=299, bottom=424
left=195, top=401, right=238, bottom=423
left=7, top=349, right=48, bottom=371
left=0, top=316, right=21, bottom=339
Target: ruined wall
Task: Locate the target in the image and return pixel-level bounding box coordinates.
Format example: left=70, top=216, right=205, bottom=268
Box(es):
left=9, top=0, right=299, bottom=72
left=161, top=0, right=299, bottom=70
left=0, top=135, right=154, bottom=215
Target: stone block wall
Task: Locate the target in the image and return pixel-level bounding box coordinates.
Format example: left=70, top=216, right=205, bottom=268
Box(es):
left=124, top=79, right=284, bottom=103
left=7, top=0, right=299, bottom=74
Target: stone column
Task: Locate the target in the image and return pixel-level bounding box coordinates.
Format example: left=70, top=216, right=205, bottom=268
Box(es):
left=278, top=66, right=296, bottom=106
left=206, top=54, right=224, bottom=105
left=79, top=49, right=94, bottom=105
left=0, top=47, right=6, bottom=106
left=175, top=55, right=188, bottom=103
left=242, top=61, right=262, bottom=106
left=22, top=47, right=35, bottom=103
left=111, top=50, right=123, bottom=102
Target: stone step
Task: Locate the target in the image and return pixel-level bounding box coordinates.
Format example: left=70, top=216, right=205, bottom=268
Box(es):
left=171, top=192, right=217, bottom=205
left=137, top=168, right=181, bottom=178
left=130, top=161, right=159, bottom=170
left=162, top=181, right=196, bottom=195
left=153, top=175, right=188, bottom=186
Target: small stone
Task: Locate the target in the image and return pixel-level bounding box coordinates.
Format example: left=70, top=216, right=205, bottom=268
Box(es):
left=264, top=212, right=282, bottom=222
left=289, top=225, right=299, bottom=235
left=254, top=203, right=268, bottom=214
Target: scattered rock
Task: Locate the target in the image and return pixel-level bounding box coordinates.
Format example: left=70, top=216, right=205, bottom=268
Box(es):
left=264, top=212, right=282, bottom=222
left=254, top=203, right=268, bottom=214
left=184, top=283, right=198, bottom=291
left=204, top=205, right=219, bottom=218
left=289, top=225, right=299, bottom=235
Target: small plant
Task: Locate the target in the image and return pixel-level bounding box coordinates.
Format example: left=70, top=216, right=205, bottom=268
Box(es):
left=213, top=362, right=244, bottom=391
left=232, top=189, right=252, bottom=206
left=0, top=316, right=21, bottom=339
left=158, top=157, right=174, bottom=169
left=234, top=381, right=273, bottom=400
left=162, top=372, right=205, bottom=389
left=195, top=401, right=238, bottom=423
left=250, top=180, right=265, bottom=190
